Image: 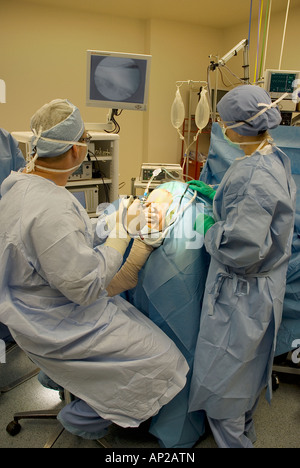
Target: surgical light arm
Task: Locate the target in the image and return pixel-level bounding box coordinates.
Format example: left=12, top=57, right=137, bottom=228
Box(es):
left=209, top=39, right=249, bottom=80
left=218, top=39, right=248, bottom=67
left=209, top=39, right=249, bottom=121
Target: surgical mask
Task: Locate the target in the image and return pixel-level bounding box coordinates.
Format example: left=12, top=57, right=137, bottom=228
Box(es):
left=218, top=89, right=289, bottom=156
left=33, top=162, right=83, bottom=174
left=221, top=124, right=268, bottom=150
left=221, top=126, right=242, bottom=149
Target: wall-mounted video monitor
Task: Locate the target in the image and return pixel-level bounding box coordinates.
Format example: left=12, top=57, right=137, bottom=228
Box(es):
left=86, top=50, right=152, bottom=111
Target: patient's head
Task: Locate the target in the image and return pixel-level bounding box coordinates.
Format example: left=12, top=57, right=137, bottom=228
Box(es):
left=143, top=188, right=173, bottom=231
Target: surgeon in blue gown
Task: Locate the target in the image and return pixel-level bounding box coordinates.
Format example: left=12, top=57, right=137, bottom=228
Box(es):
left=0, top=128, right=25, bottom=343
left=0, top=99, right=189, bottom=440
left=189, top=85, right=296, bottom=448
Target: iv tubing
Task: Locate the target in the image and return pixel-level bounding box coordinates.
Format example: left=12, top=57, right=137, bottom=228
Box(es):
left=262, top=0, right=272, bottom=75
left=279, top=0, right=291, bottom=70
left=259, top=0, right=270, bottom=79
left=248, top=0, right=253, bottom=46
left=144, top=166, right=186, bottom=200
left=254, top=0, right=263, bottom=83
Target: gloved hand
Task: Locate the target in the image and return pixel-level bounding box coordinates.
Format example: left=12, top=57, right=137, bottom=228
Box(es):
left=194, top=213, right=215, bottom=236
left=187, top=180, right=216, bottom=201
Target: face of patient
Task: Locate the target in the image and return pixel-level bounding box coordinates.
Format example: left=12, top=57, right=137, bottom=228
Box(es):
left=143, top=189, right=173, bottom=231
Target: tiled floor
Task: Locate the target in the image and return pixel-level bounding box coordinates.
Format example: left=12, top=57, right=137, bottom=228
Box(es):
left=1, top=345, right=299, bottom=448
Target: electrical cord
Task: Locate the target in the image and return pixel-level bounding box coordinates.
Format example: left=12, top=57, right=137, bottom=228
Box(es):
left=104, top=109, right=122, bottom=134
left=143, top=166, right=187, bottom=200
left=87, top=150, right=110, bottom=202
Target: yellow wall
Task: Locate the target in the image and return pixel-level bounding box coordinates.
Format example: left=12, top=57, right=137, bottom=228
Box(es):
left=222, top=4, right=300, bottom=82
left=146, top=19, right=222, bottom=165
left=0, top=1, right=225, bottom=193
left=1, top=1, right=300, bottom=194
left=1, top=0, right=147, bottom=192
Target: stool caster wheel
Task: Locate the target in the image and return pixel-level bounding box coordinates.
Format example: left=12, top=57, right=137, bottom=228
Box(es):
left=6, top=420, right=21, bottom=436
left=272, top=373, right=280, bottom=391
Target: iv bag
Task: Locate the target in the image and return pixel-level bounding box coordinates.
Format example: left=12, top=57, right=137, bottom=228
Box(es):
left=171, top=88, right=185, bottom=129
left=195, top=88, right=210, bottom=132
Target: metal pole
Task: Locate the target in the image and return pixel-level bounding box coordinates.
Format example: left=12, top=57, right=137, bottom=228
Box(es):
left=243, top=44, right=250, bottom=84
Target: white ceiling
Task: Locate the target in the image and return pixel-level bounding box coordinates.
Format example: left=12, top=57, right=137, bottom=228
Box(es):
left=22, top=0, right=300, bottom=28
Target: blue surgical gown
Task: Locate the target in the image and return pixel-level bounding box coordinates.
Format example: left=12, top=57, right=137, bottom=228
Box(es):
left=189, top=144, right=296, bottom=420
left=0, top=172, right=188, bottom=428
left=0, top=129, right=25, bottom=342
left=0, top=128, right=25, bottom=190
left=201, top=123, right=300, bottom=357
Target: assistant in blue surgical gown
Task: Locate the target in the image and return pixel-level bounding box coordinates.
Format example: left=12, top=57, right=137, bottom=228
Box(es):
left=189, top=143, right=296, bottom=431
left=201, top=123, right=300, bottom=357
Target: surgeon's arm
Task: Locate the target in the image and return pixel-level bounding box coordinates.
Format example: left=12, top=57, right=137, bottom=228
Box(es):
left=32, top=226, right=121, bottom=306
left=205, top=193, right=273, bottom=269
left=106, top=194, right=169, bottom=295
left=30, top=201, right=142, bottom=306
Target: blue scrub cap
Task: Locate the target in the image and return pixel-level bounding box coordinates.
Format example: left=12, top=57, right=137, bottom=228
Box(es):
left=30, top=99, right=85, bottom=158
left=217, top=85, right=282, bottom=136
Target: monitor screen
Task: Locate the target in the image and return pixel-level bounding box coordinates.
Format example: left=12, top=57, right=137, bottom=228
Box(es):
left=210, top=89, right=228, bottom=105
left=86, top=50, right=152, bottom=111
left=264, top=69, right=300, bottom=100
